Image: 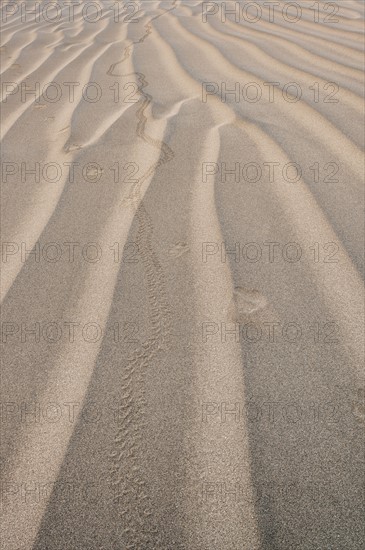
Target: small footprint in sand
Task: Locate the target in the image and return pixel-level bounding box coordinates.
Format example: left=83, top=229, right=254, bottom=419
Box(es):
left=87, top=166, right=104, bottom=179
left=229, top=287, right=267, bottom=321
left=169, top=242, right=190, bottom=258
left=65, top=143, right=82, bottom=153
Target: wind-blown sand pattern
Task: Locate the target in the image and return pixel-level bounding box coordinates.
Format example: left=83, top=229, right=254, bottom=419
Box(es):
left=0, top=1, right=364, bottom=549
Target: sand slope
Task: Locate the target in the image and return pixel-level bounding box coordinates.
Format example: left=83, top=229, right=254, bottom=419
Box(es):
left=1, top=1, right=364, bottom=549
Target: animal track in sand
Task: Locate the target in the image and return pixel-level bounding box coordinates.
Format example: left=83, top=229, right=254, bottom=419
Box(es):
left=108, top=4, right=177, bottom=548
left=229, top=287, right=267, bottom=322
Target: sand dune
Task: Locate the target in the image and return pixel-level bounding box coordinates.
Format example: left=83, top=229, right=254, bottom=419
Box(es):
left=1, top=1, right=364, bottom=549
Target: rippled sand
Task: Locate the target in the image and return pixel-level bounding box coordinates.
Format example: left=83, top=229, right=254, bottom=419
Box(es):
left=1, top=1, right=364, bottom=549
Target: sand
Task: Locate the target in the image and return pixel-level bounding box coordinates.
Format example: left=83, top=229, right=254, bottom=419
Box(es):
left=0, top=1, right=364, bottom=548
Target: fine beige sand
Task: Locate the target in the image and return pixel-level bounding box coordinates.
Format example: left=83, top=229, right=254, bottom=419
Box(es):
left=1, top=1, right=364, bottom=549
